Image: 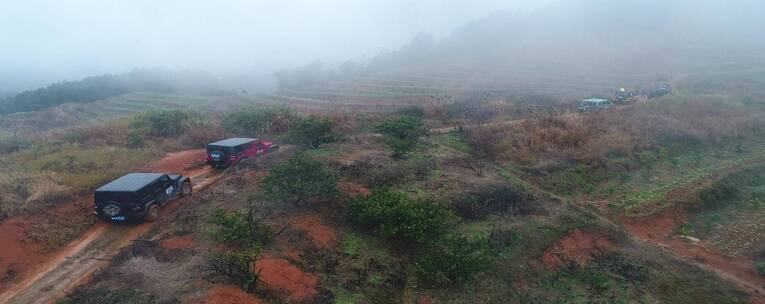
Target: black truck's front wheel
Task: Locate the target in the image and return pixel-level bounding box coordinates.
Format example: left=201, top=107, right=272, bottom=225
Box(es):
left=179, top=181, right=192, bottom=197
left=145, top=204, right=160, bottom=222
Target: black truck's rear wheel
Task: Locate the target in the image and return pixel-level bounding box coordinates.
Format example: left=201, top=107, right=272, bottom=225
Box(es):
left=145, top=204, right=160, bottom=222
left=179, top=181, right=192, bottom=197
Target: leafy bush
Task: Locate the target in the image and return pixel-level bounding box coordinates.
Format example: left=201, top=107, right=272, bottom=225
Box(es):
left=223, top=106, right=295, bottom=136
left=262, top=153, right=339, bottom=204
left=375, top=116, right=427, bottom=158
left=413, top=233, right=489, bottom=286
left=207, top=208, right=278, bottom=247
left=208, top=208, right=255, bottom=247
left=287, top=116, right=336, bottom=148
left=130, top=109, right=195, bottom=137
left=348, top=188, right=447, bottom=242
left=205, top=249, right=261, bottom=292
left=127, top=130, right=145, bottom=148
left=757, top=261, right=765, bottom=277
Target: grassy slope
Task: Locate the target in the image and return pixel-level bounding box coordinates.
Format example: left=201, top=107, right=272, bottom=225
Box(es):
left=47, top=121, right=756, bottom=304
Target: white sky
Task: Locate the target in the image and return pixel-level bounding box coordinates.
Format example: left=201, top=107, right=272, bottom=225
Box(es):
left=0, top=0, right=555, bottom=83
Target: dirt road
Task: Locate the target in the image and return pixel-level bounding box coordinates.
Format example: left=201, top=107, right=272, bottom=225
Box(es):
left=0, top=149, right=223, bottom=304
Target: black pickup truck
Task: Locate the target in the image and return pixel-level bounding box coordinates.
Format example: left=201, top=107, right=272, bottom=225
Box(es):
left=93, top=173, right=192, bottom=222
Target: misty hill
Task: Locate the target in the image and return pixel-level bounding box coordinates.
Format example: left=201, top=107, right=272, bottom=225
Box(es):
left=274, top=0, right=765, bottom=103
left=368, top=0, right=765, bottom=73
left=0, top=68, right=224, bottom=115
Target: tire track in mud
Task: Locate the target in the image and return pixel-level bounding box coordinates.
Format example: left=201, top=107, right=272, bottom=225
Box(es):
left=0, top=151, right=224, bottom=304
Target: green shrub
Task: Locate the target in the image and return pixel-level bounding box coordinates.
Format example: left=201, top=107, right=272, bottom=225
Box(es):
left=375, top=116, right=427, bottom=158
left=208, top=208, right=254, bottom=247
left=287, top=116, right=336, bottom=148
left=413, top=233, right=489, bottom=286
left=223, top=106, right=295, bottom=136
left=204, top=249, right=261, bottom=292
left=348, top=188, right=447, bottom=242
left=757, top=261, right=765, bottom=277
left=127, top=130, right=145, bottom=148
left=262, top=153, right=339, bottom=204
left=130, top=109, right=195, bottom=137
left=208, top=208, right=276, bottom=248
left=343, top=233, right=364, bottom=258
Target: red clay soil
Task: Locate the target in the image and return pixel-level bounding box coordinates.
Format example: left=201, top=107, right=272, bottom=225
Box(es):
left=0, top=148, right=211, bottom=296
left=291, top=214, right=338, bottom=249
left=541, top=229, right=616, bottom=270
left=621, top=204, right=765, bottom=300
left=143, top=149, right=207, bottom=174
left=0, top=218, right=54, bottom=290
left=255, top=256, right=318, bottom=302
left=284, top=248, right=303, bottom=263
left=621, top=204, right=687, bottom=241
left=204, top=284, right=263, bottom=304
left=160, top=235, right=197, bottom=250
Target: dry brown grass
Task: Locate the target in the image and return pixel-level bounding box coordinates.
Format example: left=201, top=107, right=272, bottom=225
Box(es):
left=118, top=255, right=203, bottom=302
left=466, top=99, right=764, bottom=166
left=25, top=180, right=74, bottom=208
left=0, top=171, right=76, bottom=217
left=53, top=121, right=131, bottom=147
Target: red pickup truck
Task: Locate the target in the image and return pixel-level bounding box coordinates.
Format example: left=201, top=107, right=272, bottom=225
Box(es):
left=206, top=137, right=278, bottom=168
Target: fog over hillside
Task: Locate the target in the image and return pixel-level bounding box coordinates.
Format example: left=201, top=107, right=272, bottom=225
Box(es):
left=364, top=0, right=765, bottom=75
left=0, top=0, right=553, bottom=93
left=2, top=0, right=764, bottom=95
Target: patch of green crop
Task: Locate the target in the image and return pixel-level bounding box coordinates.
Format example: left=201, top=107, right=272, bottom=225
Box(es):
left=616, top=155, right=761, bottom=211
left=430, top=133, right=472, bottom=154
left=343, top=232, right=364, bottom=258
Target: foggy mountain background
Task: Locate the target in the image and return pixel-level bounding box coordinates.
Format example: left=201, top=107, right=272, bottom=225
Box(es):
left=2, top=0, right=764, bottom=111
left=0, top=0, right=553, bottom=93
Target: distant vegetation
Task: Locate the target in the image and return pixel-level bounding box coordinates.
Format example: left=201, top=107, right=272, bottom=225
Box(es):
left=222, top=106, right=295, bottom=136
left=375, top=116, right=428, bottom=158
left=130, top=109, right=197, bottom=137
left=0, top=68, right=221, bottom=115
left=286, top=116, right=337, bottom=148
left=261, top=153, right=339, bottom=204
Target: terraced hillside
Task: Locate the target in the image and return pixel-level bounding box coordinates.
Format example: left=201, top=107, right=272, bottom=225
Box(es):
left=0, top=92, right=255, bottom=135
